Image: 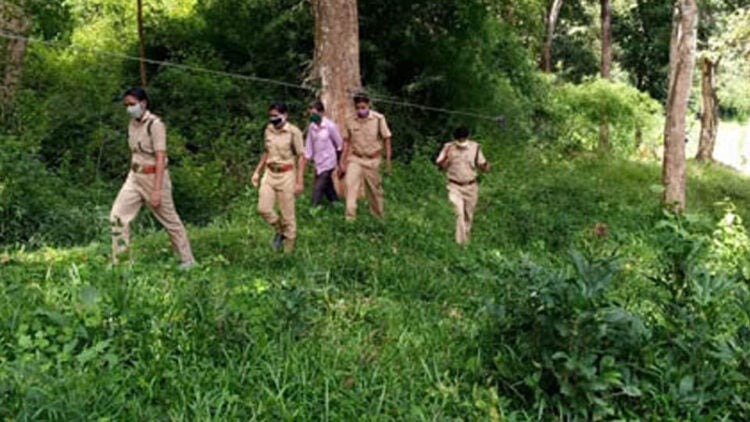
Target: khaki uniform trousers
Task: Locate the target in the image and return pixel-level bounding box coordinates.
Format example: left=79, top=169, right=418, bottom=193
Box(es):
left=110, top=171, right=194, bottom=264
left=344, top=155, right=384, bottom=220
left=448, top=182, right=478, bottom=245
left=258, top=169, right=296, bottom=251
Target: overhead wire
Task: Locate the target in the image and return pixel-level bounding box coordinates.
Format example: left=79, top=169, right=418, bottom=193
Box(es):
left=0, top=30, right=503, bottom=122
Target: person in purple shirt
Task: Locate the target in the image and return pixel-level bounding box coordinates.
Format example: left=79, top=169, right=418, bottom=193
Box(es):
left=298, top=100, right=343, bottom=206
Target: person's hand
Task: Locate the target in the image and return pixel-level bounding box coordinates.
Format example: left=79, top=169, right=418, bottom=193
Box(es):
left=252, top=172, right=260, bottom=188
left=339, top=161, right=348, bottom=176
left=149, top=190, right=162, bottom=209
left=386, top=160, right=392, bottom=177
left=295, top=182, right=304, bottom=195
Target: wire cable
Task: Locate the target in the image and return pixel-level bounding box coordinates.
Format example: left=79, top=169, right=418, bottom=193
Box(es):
left=0, top=30, right=503, bottom=122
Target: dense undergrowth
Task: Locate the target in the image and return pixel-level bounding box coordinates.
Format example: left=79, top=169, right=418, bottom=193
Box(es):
left=2, top=147, right=750, bottom=420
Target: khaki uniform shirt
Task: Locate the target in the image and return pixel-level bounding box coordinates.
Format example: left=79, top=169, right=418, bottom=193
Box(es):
left=344, top=111, right=392, bottom=157
left=265, top=122, right=304, bottom=165
left=129, top=111, right=167, bottom=167
left=436, top=140, right=487, bottom=183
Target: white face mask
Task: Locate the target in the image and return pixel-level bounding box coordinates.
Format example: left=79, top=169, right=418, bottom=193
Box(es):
left=127, top=103, right=144, bottom=119
left=455, top=139, right=470, bottom=149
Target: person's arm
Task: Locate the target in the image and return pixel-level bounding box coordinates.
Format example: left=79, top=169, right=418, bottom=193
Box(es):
left=301, top=128, right=313, bottom=178
left=340, top=138, right=350, bottom=175
left=477, top=146, right=490, bottom=172
left=149, top=119, right=168, bottom=209
left=296, top=155, right=306, bottom=195
left=385, top=137, right=392, bottom=176
left=330, top=122, right=344, bottom=161
left=378, top=115, right=393, bottom=176
left=294, top=128, right=305, bottom=195
left=252, top=153, right=268, bottom=187
left=437, top=145, right=452, bottom=170
left=149, top=151, right=167, bottom=209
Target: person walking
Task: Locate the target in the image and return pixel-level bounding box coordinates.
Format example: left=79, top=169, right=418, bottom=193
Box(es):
left=298, top=100, right=343, bottom=206
left=436, top=127, right=490, bottom=245
left=110, top=87, right=196, bottom=268
left=339, top=92, right=392, bottom=221
left=252, top=102, right=305, bottom=253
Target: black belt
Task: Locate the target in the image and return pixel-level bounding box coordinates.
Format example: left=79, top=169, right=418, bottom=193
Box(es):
left=449, top=179, right=477, bottom=186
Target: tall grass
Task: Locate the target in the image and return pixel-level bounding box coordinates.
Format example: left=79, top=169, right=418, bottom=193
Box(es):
left=2, top=147, right=750, bottom=419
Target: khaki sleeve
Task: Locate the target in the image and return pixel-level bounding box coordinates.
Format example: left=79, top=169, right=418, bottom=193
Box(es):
left=379, top=115, right=392, bottom=139
left=436, top=144, right=449, bottom=164
left=263, top=126, right=271, bottom=152
left=475, top=144, right=488, bottom=167
left=344, top=120, right=352, bottom=140
left=151, top=119, right=167, bottom=152
left=293, top=127, right=304, bottom=157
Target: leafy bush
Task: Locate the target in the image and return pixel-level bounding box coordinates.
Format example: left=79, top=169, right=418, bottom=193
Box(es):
left=481, top=210, right=750, bottom=419
left=0, top=136, right=108, bottom=247
left=541, top=79, right=664, bottom=155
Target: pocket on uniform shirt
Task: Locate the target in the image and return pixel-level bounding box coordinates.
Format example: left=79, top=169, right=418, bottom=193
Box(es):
left=138, top=139, right=155, bottom=155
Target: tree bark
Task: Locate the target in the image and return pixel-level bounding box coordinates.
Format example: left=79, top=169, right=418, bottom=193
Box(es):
left=137, top=0, right=148, bottom=87
left=600, top=0, right=612, bottom=79
left=541, top=0, right=564, bottom=73
left=0, top=0, right=31, bottom=119
left=696, top=57, right=718, bottom=162
left=662, top=0, right=699, bottom=211
left=309, top=0, right=361, bottom=130
left=598, top=0, right=613, bottom=152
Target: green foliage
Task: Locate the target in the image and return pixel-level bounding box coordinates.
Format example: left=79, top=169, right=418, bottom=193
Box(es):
left=3, top=142, right=750, bottom=418
left=615, top=0, right=673, bottom=102
left=481, top=209, right=750, bottom=419
left=0, top=136, right=108, bottom=247
left=540, top=78, right=664, bottom=154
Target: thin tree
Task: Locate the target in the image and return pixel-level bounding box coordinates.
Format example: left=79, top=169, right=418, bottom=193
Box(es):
left=600, top=0, right=612, bottom=79
left=662, top=0, right=699, bottom=211
left=696, top=56, right=719, bottom=162
left=541, top=0, right=564, bottom=73
left=137, top=0, right=147, bottom=87
left=598, top=0, right=613, bottom=152
left=309, top=0, right=361, bottom=130
left=0, top=0, right=31, bottom=119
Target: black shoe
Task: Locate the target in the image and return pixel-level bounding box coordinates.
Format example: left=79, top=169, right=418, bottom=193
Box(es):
left=271, top=233, right=284, bottom=251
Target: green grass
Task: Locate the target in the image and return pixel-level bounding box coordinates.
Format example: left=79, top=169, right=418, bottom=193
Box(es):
left=3, top=146, right=750, bottom=420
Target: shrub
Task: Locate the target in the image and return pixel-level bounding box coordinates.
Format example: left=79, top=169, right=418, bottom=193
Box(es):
left=481, top=209, right=750, bottom=419
left=541, top=78, right=664, bottom=155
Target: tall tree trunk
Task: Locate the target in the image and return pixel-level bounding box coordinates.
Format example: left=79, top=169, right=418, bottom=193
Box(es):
left=600, top=0, right=612, bottom=79
left=598, top=0, right=613, bottom=152
left=0, top=0, right=31, bottom=120
left=696, top=57, right=719, bottom=162
left=541, top=0, right=564, bottom=73
left=662, top=0, right=699, bottom=211
left=309, top=0, right=361, bottom=130
left=137, top=0, right=148, bottom=87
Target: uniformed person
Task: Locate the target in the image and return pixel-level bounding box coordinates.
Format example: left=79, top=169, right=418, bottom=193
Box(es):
left=339, top=92, right=392, bottom=221
left=110, top=87, right=196, bottom=268
left=252, top=102, right=305, bottom=253
left=436, top=127, right=490, bottom=245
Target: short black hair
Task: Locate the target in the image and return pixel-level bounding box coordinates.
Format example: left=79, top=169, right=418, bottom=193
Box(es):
left=453, top=126, right=470, bottom=140
left=352, top=91, right=370, bottom=105
left=123, top=87, right=149, bottom=106
left=310, top=100, right=325, bottom=112
left=269, top=102, right=289, bottom=114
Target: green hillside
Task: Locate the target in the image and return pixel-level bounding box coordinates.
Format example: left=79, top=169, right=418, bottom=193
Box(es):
left=3, top=147, right=750, bottom=420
